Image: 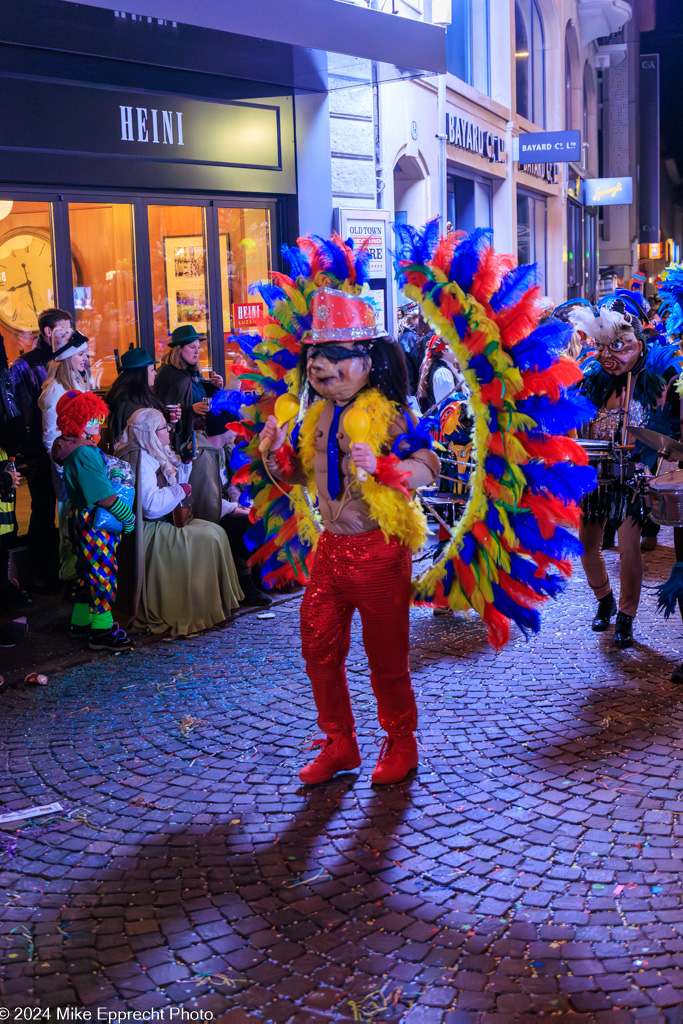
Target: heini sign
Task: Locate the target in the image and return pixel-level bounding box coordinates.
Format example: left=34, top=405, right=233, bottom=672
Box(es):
left=120, top=106, right=184, bottom=145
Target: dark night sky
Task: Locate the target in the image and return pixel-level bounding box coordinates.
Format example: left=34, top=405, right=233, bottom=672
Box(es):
left=641, top=0, right=683, bottom=172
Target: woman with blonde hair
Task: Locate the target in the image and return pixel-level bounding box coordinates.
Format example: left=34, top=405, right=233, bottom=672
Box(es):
left=39, top=330, right=91, bottom=583
left=116, top=407, right=242, bottom=637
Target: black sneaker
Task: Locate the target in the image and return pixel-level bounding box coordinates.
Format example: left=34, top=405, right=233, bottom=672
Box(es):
left=89, top=624, right=133, bottom=651
left=70, top=623, right=91, bottom=637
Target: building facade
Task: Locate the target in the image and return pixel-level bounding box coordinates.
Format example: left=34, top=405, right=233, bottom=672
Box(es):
left=0, top=0, right=443, bottom=381
left=329, top=0, right=665, bottom=319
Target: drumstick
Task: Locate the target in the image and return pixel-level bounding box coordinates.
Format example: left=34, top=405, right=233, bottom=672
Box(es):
left=621, top=370, right=633, bottom=448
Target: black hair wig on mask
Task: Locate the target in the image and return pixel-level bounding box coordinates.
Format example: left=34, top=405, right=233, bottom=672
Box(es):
left=298, top=336, right=410, bottom=407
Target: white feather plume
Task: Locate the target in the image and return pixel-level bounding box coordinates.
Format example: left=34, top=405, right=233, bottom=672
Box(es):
left=568, top=306, right=632, bottom=344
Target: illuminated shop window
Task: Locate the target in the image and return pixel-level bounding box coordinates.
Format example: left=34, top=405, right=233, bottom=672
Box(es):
left=68, top=202, right=138, bottom=389
left=0, top=200, right=55, bottom=364
left=148, top=205, right=210, bottom=370
left=217, top=207, right=271, bottom=378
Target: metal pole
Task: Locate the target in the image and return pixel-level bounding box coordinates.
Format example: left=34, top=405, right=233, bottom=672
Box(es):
left=437, top=73, right=447, bottom=231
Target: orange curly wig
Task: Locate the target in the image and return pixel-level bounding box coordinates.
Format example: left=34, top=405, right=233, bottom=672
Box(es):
left=56, top=390, right=109, bottom=437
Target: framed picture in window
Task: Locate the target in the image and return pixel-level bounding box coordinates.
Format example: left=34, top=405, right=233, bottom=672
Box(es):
left=163, top=235, right=208, bottom=333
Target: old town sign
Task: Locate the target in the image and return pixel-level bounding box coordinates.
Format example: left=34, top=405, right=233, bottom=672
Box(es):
left=518, top=130, right=581, bottom=164
left=446, top=113, right=506, bottom=164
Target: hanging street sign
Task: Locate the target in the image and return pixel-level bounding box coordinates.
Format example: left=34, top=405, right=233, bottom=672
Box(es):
left=586, top=177, right=633, bottom=206
left=518, top=130, right=581, bottom=164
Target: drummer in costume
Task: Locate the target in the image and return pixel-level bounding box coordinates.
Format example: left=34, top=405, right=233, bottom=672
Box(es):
left=570, top=296, right=681, bottom=648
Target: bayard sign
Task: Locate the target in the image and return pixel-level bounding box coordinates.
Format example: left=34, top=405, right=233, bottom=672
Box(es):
left=518, top=130, right=581, bottom=164
left=446, top=113, right=506, bottom=164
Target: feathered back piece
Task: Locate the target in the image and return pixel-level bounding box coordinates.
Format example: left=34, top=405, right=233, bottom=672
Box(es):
left=231, top=233, right=372, bottom=589
left=395, top=219, right=597, bottom=648
left=658, top=264, right=683, bottom=337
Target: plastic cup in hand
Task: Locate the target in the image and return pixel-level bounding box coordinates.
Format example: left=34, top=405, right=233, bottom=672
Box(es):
left=260, top=392, right=300, bottom=454
left=344, top=405, right=371, bottom=482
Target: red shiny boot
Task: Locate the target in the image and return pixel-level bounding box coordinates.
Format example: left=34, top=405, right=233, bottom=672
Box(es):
left=371, top=734, right=418, bottom=784
left=298, top=731, right=361, bottom=784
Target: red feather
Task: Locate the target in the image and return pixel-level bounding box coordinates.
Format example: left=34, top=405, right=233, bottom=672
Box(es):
left=482, top=605, right=510, bottom=649
left=496, top=288, right=542, bottom=347
left=431, top=235, right=457, bottom=274
left=375, top=454, right=411, bottom=497
left=521, top=435, right=588, bottom=465
left=470, top=249, right=514, bottom=304
left=519, top=358, right=582, bottom=401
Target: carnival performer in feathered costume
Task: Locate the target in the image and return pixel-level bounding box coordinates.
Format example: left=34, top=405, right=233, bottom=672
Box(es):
left=570, top=295, right=681, bottom=648
left=260, top=283, right=439, bottom=786
left=228, top=225, right=596, bottom=785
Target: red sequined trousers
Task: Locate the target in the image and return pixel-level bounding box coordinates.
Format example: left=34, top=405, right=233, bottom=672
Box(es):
left=300, top=529, right=418, bottom=737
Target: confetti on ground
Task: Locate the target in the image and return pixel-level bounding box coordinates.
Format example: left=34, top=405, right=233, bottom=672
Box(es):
left=178, top=715, right=205, bottom=738
left=0, top=802, right=63, bottom=824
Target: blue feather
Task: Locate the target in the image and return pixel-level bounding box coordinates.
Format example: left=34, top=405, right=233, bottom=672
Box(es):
left=514, top=517, right=583, bottom=561
left=490, top=262, right=539, bottom=311
left=523, top=461, right=598, bottom=501
left=391, top=414, right=433, bottom=457
left=656, top=562, right=683, bottom=618
left=311, top=236, right=353, bottom=282
left=232, top=333, right=261, bottom=359
left=254, top=282, right=288, bottom=312
left=519, top=393, right=597, bottom=435
left=208, top=388, right=256, bottom=416
left=448, top=228, right=492, bottom=292
left=510, top=320, right=573, bottom=370
left=229, top=444, right=251, bottom=471
left=392, top=219, right=440, bottom=267
left=491, top=583, right=541, bottom=637
left=280, top=244, right=311, bottom=279
left=507, top=552, right=566, bottom=598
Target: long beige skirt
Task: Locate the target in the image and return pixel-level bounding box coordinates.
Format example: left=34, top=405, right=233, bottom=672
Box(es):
left=136, top=518, right=243, bottom=637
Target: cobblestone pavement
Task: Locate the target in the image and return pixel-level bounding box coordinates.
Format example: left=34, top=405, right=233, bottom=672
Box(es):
left=3, top=537, right=683, bottom=1023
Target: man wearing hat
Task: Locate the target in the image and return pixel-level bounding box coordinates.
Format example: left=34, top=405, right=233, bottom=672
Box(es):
left=154, top=325, right=224, bottom=452
left=261, top=283, right=439, bottom=785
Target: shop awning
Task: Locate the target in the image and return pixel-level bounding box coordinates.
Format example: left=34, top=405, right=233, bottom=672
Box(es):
left=59, top=0, right=447, bottom=78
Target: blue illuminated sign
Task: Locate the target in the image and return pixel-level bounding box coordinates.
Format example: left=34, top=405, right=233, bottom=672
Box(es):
left=586, top=177, right=633, bottom=206
left=518, top=130, right=581, bottom=163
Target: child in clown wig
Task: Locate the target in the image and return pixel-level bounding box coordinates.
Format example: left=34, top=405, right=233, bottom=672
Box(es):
left=52, top=390, right=135, bottom=651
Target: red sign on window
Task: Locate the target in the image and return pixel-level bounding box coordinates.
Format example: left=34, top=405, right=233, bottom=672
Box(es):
left=232, top=302, right=263, bottom=330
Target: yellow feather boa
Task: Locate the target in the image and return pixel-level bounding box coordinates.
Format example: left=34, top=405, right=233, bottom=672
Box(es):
left=297, top=388, right=428, bottom=552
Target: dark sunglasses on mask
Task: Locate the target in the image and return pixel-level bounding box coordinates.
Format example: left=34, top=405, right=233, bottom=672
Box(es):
left=306, top=343, right=372, bottom=364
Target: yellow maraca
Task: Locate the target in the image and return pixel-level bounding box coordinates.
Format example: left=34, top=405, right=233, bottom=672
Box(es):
left=260, top=392, right=300, bottom=453
left=344, top=405, right=371, bottom=482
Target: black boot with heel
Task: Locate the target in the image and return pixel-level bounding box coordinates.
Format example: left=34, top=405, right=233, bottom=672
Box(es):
left=592, top=592, right=617, bottom=632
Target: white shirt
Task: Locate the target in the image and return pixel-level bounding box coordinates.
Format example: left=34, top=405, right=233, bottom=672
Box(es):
left=137, top=450, right=191, bottom=520
left=40, top=379, right=87, bottom=454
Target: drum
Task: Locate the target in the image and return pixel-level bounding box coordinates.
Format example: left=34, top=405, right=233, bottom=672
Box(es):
left=646, top=469, right=683, bottom=526
left=576, top=439, right=634, bottom=485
